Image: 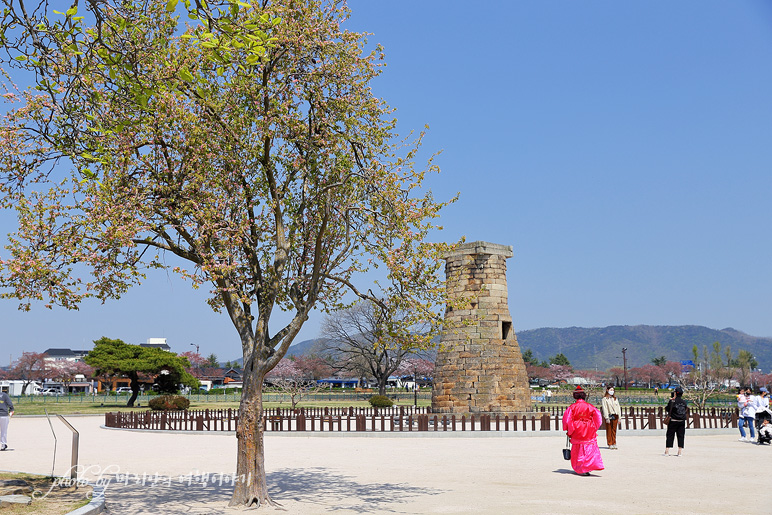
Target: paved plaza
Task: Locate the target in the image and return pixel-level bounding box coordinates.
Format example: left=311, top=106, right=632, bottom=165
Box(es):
left=0, top=415, right=765, bottom=514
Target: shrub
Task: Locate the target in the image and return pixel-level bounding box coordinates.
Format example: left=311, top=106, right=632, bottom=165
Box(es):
left=148, top=395, right=190, bottom=411
left=368, top=395, right=393, bottom=408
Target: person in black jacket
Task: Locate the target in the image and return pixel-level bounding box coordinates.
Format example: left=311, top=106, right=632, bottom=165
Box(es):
left=664, top=386, right=687, bottom=456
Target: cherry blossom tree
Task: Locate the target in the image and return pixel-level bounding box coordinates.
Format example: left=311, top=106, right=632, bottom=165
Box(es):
left=264, top=357, right=329, bottom=408
left=48, top=360, right=95, bottom=392
left=292, top=354, right=334, bottom=380
left=754, top=372, right=772, bottom=392
left=525, top=363, right=550, bottom=384
left=607, top=367, right=625, bottom=387
left=9, top=352, right=51, bottom=394
left=629, top=364, right=666, bottom=388
left=396, top=357, right=434, bottom=381
left=660, top=361, right=684, bottom=385
left=179, top=351, right=207, bottom=375
left=548, top=364, right=573, bottom=384
left=0, top=0, right=456, bottom=507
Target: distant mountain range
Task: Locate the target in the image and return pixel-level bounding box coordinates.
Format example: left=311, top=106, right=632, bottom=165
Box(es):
left=278, top=325, right=772, bottom=372
left=516, top=325, right=772, bottom=372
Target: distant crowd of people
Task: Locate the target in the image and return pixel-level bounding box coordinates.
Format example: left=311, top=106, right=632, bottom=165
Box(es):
left=562, top=384, right=772, bottom=476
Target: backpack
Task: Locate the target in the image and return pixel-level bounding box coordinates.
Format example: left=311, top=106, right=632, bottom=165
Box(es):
left=673, top=400, right=688, bottom=420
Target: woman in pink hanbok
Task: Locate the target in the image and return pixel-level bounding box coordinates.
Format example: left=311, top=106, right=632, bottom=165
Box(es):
left=562, top=385, right=604, bottom=476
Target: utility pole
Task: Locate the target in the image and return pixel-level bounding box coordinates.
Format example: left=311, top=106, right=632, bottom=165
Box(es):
left=190, top=343, right=200, bottom=369
left=622, top=347, right=628, bottom=391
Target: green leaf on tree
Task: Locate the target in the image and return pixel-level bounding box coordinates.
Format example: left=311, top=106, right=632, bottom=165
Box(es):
left=179, top=67, right=194, bottom=82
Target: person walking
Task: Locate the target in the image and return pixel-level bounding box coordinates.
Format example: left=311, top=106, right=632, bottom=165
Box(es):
left=601, top=386, right=621, bottom=449
left=0, top=390, right=14, bottom=451
left=738, top=387, right=756, bottom=442
left=664, top=386, right=688, bottom=456
left=562, top=385, right=604, bottom=476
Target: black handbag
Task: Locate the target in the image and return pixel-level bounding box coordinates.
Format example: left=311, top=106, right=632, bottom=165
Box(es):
left=562, top=435, right=571, bottom=460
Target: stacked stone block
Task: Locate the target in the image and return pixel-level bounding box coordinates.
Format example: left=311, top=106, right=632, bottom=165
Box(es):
left=432, top=241, right=530, bottom=414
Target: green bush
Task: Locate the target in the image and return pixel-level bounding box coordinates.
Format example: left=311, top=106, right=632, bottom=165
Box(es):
left=148, top=395, right=190, bottom=411
left=368, top=395, right=393, bottom=408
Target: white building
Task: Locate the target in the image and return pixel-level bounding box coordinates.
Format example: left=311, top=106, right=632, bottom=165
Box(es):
left=42, top=348, right=90, bottom=363
left=140, top=338, right=171, bottom=351
left=0, top=380, right=41, bottom=396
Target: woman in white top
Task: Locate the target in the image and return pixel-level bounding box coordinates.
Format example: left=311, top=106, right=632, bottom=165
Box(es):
left=601, top=386, right=621, bottom=449
left=754, top=387, right=770, bottom=411
left=738, top=387, right=756, bottom=442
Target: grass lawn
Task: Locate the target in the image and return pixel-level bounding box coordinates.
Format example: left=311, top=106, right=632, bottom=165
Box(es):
left=0, top=473, right=92, bottom=515
left=11, top=396, right=431, bottom=416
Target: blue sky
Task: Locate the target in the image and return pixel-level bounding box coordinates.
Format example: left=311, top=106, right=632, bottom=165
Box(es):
left=2, top=1, right=771, bottom=366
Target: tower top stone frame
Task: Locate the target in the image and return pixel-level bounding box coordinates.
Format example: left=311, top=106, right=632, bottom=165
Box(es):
left=431, top=241, right=530, bottom=414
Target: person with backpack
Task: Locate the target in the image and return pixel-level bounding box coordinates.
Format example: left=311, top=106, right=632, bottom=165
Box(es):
left=664, top=386, right=688, bottom=456
left=562, top=385, right=604, bottom=475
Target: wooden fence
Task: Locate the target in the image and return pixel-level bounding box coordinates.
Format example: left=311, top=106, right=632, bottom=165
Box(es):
left=105, top=405, right=739, bottom=433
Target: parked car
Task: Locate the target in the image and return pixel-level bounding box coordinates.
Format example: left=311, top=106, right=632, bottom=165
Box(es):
left=40, top=388, right=62, bottom=396
left=115, top=387, right=133, bottom=394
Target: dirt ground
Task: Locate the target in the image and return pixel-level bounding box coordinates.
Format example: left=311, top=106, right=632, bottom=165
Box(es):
left=0, top=415, right=767, bottom=514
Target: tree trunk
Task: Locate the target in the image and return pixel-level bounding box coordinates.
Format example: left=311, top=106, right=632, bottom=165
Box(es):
left=378, top=377, right=387, bottom=396
left=230, top=369, right=274, bottom=507
left=127, top=372, right=139, bottom=407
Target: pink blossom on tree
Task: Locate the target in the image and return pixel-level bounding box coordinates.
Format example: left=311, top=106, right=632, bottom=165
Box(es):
left=48, top=360, right=95, bottom=390
left=548, top=364, right=573, bottom=383
left=396, top=358, right=435, bottom=379
left=9, top=352, right=51, bottom=394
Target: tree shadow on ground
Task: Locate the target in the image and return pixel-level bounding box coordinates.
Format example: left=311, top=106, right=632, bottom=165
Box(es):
left=268, top=467, right=442, bottom=512
left=99, top=468, right=442, bottom=514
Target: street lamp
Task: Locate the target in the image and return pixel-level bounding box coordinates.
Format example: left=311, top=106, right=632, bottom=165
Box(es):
left=190, top=343, right=199, bottom=354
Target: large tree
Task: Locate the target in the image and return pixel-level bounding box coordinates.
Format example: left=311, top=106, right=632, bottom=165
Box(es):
left=0, top=0, right=455, bottom=507
left=9, top=351, right=50, bottom=394
left=319, top=300, right=434, bottom=396
left=84, top=337, right=197, bottom=405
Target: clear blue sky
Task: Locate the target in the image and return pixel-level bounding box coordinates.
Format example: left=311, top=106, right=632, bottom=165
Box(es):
left=2, top=1, right=771, bottom=365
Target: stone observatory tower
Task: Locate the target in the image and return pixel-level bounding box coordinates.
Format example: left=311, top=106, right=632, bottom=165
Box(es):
left=431, top=241, right=530, bottom=414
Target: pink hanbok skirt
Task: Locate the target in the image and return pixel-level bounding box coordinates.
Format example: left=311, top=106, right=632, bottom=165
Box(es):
left=570, top=438, right=604, bottom=474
